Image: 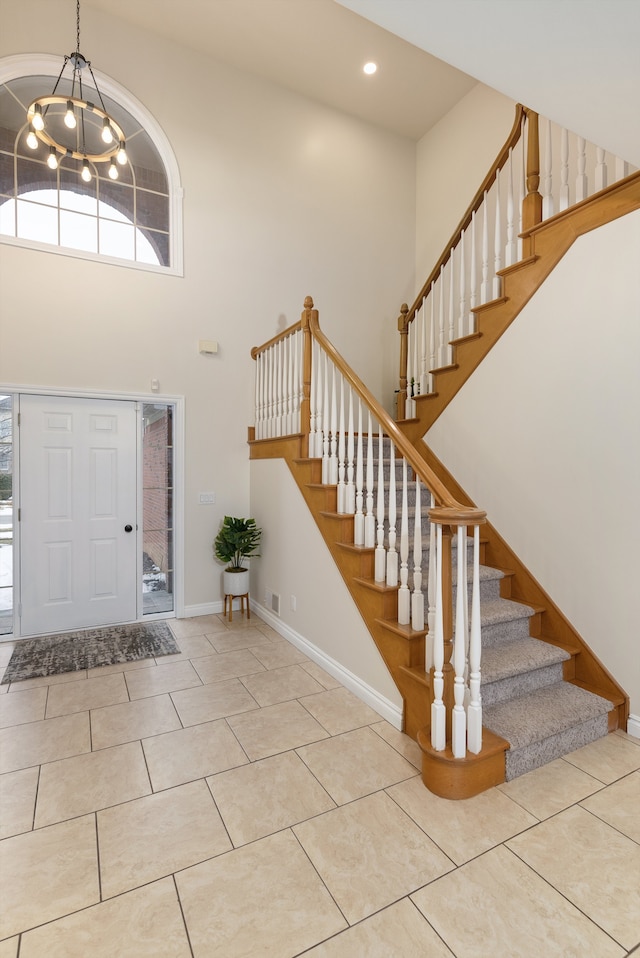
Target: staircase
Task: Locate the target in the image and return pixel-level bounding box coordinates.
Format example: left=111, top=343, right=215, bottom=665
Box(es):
left=248, top=107, right=636, bottom=799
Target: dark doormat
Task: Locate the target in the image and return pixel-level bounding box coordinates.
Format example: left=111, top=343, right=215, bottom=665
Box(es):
left=2, top=622, right=179, bottom=685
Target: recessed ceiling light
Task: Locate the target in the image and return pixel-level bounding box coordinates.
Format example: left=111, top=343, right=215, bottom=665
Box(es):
left=363, top=62, right=378, bottom=75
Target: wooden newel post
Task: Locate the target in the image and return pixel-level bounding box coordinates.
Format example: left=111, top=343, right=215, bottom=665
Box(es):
left=397, top=303, right=409, bottom=421
left=299, top=295, right=315, bottom=440
left=522, top=109, right=543, bottom=249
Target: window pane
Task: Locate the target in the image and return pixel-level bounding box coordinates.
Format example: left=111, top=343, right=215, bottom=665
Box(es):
left=99, top=218, right=134, bottom=260
left=59, top=209, right=97, bottom=252
left=0, top=198, right=16, bottom=237
left=142, top=404, right=174, bottom=614
left=0, top=151, right=14, bottom=196
left=17, top=198, right=58, bottom=243
left=17, top=156, right=58, bottom=198
left=59, top=189, right=98, bottom=215
left=0, top=395, right=13, bottom=635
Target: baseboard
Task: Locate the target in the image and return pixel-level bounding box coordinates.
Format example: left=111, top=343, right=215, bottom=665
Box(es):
left=627, top=714, right=640, bottom=740
left=183, top=601, right=223, bottom=617
left=250, top=599, right=403, bottom=730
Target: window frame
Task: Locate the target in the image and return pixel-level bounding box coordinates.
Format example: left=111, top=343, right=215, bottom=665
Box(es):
left=0, top=53, right=184, bottom=276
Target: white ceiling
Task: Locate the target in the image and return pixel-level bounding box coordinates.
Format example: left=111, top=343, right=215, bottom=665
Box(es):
left=82, top=0, right=640, bottom=163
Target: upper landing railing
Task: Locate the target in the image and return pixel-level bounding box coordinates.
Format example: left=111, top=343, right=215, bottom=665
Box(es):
left=252, top=299, right=486, bottom=760
left=397, top=106, right=638, bottom=419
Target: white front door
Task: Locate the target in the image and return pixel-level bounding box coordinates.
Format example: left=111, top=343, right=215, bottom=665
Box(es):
left=19, top=395, right=138, bottom=636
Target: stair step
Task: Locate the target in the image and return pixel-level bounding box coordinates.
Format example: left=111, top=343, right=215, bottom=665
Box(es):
left=483, top=682, right=613, bottom=781
left=478, top=597, right=536, bottom=645
left=481, top=638, right=571, bottom=706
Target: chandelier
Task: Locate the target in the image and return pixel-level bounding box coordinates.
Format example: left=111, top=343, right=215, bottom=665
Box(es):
left=25, top=0, right=127, bottom=182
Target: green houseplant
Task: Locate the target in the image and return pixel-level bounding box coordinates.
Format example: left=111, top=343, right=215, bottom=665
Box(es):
left=214, top=516, right=262, bottom=598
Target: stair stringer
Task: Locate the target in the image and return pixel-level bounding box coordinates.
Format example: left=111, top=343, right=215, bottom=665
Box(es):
left=249, top=432, right=511, bottom=799
left=399, top=172, right=640, bottom=441
left=410, top=437, right=628, bottom=731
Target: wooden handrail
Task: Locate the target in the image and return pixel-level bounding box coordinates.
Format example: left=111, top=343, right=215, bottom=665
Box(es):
left=300, top=297, right=485, bottom=525
left=250, top=319, right=302, bottom=360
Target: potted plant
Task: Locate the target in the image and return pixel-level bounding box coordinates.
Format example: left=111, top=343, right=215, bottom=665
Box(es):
left=214, top=515, right=262, bottom=596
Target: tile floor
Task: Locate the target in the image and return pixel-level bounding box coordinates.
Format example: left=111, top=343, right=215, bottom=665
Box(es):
left=0, top=613, right=639, bottom=957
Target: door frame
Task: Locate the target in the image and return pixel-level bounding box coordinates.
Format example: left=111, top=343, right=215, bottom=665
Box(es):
left=2, top=383, right=184, bottom=638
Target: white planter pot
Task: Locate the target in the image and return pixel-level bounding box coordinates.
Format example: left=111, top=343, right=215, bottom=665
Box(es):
left=223, top=568, right=249, bottom=596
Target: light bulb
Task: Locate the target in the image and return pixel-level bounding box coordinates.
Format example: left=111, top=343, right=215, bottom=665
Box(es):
left=116, top=141, right=127, bottom=165
left=81, top=159, right=92, bottom=182
left=47, top=147, right=58, bottom=170
left=64, top=101, right=76, bottom=129
left=108, top=158, right=118, bottom=180
left=26, top=127, right=38, bottom=150
left=102, top=118, right=113, bottom=144
left=32, top=103, right=44, bottom=131
left=363, top=61, right=378, bottom=75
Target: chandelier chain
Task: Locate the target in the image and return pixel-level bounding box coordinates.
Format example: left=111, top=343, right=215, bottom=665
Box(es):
left=76, top=0, right=81, bottom=56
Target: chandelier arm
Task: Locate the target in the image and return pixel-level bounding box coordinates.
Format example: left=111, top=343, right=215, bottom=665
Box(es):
left=86, top=61, right=109, bottom=115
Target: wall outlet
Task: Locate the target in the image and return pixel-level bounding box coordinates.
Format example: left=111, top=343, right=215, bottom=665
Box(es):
left=199, top=492, right=215, bottom=504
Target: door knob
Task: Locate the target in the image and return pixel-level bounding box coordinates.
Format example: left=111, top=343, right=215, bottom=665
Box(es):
left=124, top=524, right=133, bottom=532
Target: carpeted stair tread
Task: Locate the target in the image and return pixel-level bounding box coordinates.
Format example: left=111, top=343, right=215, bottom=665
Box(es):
left=483, top=682, right=613, bottom=751
left=482, top=637, right=570, bottom=684
left=479, top=597, right=535, bottom=626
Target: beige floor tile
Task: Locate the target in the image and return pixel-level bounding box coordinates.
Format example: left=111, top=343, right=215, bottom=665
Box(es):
left=249, top=640, right=311, bottom=669
left=387, top=775, right=537, bottom=865
left=239, top=663, right=324, bottom=706
left=580, top=770, right=640, bottom=842
left=300, top=686, right=383, bottom=734
left=0, top=766, right=38, bottom=838
left=85, top=657, right=156, bottom=678
left=45, top=672, right=129, bottom=718
left=206, top=627, right=274, bottom=654
left=370, top=721, right=423, bottom=768
left=172, top=632, right=218, bottom=658
left=91, top=693, right=181, bottom=750
left=142, top=718, right=249, bottom=791
left=301, top=661, right=343, bottom=689
left=98, top=779, right=231, bottom=898
left=563, top=731, right=640, bottom=783
left=170, top=677, right=258, bottom=726
left=0, top=685, right=47, bottom=728
left=304, top=898, right=453, bottom=957
left=19, top=878, right=192, bottom=958
left=176, top=829, right=347, bottom=958
left=298, top=726, right=418, bottom=804
left=170, top=615, right=229, bottom=638
left=227, top=699, right=329, bottom=761
left=497, top=757, right=605, bottom=819
left=0, top=642, right=16, bottom=666
left=507, top=805, right=640, bottom=949
left=412, top=845, right=625, bottom=958
left=124, top=659, right=202, bottom=700
left=207, top=751, right=335, bottom=846
left=0, top=711, right=90, bottom=774
left=0, top=938, right=19, bottom=958
left=5, top=669, right=88, bottom=692
left=251, top=621, right=284, bottom=640
left=0, top=676, right=7, bottom=693
left=294, top=791, right=453, bottom=925
left=0, top=814, right=100, bottom=940
left=191, top=648, right=266, bottom=684
left=35, top=740, right=151, bottom=827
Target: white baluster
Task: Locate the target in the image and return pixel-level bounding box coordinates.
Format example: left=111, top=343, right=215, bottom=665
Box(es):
left=426, top=493, right=436, bottom=670
left=345, top=388, right=356, bottom=514
left=255, top=351, right=263, bottom=440
left=386, top=440, right=398, bottom=588
left=576, top=135, right=588, bottom=202
left=337, top=377, right=346, bottom=513
left=406, top=319, right=417, bottom=418
left=492, top=171, right=502, bottom=300
left=559, top=127, right=570, bottom=211
left=615, top=156, right=630, bottom=181
left=452, top=524, right=468, bottom=758
left=310, top=342, right=322, bottom=457
left=431, top=522, right=446, bottom=751
left=266, top=346, right=274, bottom=438
left=374, top=426, right=386, bottom=583
left=595, top=146, right=608, bottom=192
left=437, top=267, right=447, bottom=368
left=481, top=192, right=490, bottom=304
left=469, top=212, right=477, bottom=334
left=467, top=524, right=483, bottom=754
left=329, top=364, right=338, bottom=485
left=428, top=287, right=436, bottom=389
left=447, top=251, right=455, bottom=361
left=321, top=352, right=330, bottom=483
left=397, top=458, right=410, bottom=625
left=364, top=413, right=375, bottom=548
left=419, top=298, right=429, bottom=395
left=542, top=117, right=554, bottom=220
left=275, top=339, right=283, bottom=437
left=411, top=477, right=424, bottom=632
left=354, top=398, right=364, bottom=545
left=458, top=236, right=467, bottom=341
left=292, top=332, right=300, bottom=434
left=505, top=149, right=517, bottom=267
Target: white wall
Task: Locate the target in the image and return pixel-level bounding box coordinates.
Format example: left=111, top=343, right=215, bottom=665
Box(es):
left=415, top=83, right=515, bottom=285
left=0, top=0, right=416, bottom=612
left=250, top=458, right=402, bottom=721
left=427, top=210, right=640, bottom=720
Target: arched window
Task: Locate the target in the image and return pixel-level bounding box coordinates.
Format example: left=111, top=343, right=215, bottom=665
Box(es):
left=0, top=54, right=183, bottom=274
